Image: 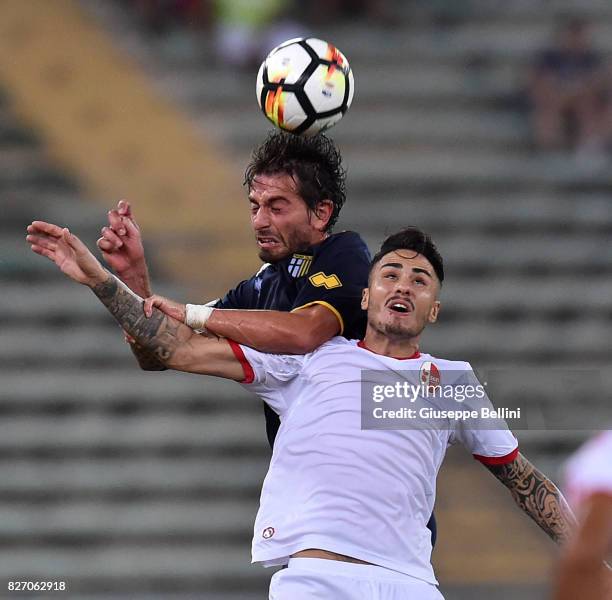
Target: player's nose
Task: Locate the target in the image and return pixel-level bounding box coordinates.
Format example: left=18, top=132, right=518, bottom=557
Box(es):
left=394, top=279, right=413, bottom=296
left=252, top=208, right=270, bottom=229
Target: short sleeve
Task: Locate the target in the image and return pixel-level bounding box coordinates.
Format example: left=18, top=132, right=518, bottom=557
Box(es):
left=451, top=365, right=519, bottom=465
left=291, top=233, right=370, bottom=336
left=216, top=278, right=256, bottom=309
left=227, top=341, right=305, bottom=416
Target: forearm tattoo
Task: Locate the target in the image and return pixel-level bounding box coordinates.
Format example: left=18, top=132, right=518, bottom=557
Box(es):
left=128, top=339, right=167, bottom=371
left=92, top=274, right=185, bottom=364
left=486, top=453, right=576, bottom=545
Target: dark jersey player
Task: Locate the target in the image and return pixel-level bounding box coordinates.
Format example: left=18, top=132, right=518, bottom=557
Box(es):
left=214, top=230, right=370, bottom=446
left=95, top=131, right=437, bottom=544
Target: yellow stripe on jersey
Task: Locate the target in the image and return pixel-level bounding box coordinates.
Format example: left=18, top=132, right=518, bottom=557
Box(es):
left=291, top=301, right=345, bottom=336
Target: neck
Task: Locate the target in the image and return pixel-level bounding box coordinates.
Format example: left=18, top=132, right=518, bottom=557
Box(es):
left=362, top=326, right=420, bottom=359
left=309, top=230, right=329, bottom=246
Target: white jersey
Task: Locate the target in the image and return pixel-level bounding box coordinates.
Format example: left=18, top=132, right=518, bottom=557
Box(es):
left=565, top=431, right=612, bottom=512
left=229, top=337, right=518, bottom=585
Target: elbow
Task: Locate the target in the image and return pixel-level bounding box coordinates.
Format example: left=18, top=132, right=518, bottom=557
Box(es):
left=287, top=329, right=327, bottom=354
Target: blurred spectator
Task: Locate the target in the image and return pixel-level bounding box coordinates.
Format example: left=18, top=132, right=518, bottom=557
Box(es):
left=132, top=0, right=213, bottom=35
left=528, top=17, right=610, bottom=155
left=214, top=0, right=305, bottom=70
left=303, top=0, right=393, bottom=24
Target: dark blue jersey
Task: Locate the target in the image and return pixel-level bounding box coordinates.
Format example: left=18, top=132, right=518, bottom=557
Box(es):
left=216, top=231, right=370, bottom=341
left=215, top=231, right=371, bottom=445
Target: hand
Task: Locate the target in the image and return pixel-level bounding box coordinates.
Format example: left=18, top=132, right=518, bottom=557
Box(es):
left=143, top=295, right=187, bottom=322
left=97, top=200, right=149, bottom=290
left=27, top=221, right=108, bottom=286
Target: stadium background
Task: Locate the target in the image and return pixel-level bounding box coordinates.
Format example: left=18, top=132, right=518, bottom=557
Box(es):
left=1, top=1, right=611, bottom=598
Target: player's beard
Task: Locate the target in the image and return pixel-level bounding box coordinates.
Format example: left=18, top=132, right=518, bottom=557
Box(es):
left=256, top=226, right=315, bottom=263
left=371, top=313, right=427, bottom=340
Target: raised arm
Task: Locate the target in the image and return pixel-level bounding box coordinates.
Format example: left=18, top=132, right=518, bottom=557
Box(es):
left=483, top=452, right=576, bottom=545
left=27, top=221, right=244, bottom=380
left=96, top=200, right=166, bottom=371
left=96, top=200, right=152, bottom=297
left=91, top=275, right=243, bottom=378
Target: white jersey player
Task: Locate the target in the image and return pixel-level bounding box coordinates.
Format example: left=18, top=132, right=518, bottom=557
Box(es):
left=553, top=431, right=612, bottom=600
left=27, top=223, right=577, bottom=600
left=233, top=336, right=516, bottom=598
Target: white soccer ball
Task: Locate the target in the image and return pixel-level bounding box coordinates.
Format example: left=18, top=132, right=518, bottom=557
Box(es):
left=256, top=37, right=355, bottom=136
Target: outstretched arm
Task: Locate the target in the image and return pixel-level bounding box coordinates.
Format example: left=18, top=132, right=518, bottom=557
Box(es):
left=484, top=452, right=576, bottom=545
left=144, top=294, right=341, bottom=354
left=90, top=275, right=243, bottom=377
left=27, top=221, right=244, bottom=380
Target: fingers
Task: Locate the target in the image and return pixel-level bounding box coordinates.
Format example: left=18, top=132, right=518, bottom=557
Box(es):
left=122, top=215, right=140, bottom=236
left=26, top=227, right=60, bottom=261
left=107, top=210, right=127, bottom=237
left=97, top=236, right=116, bottom=252
left=29, top=244, right=56, bottom=261
left=117, top=199, right=132, bottom=218
left=27, top=221, right=64, bottom=238
left=26, top=234, right=57, bottom=252
left=62, top=228, right=77, bottom=248
left=99, top=226, right=123, bottom=249
left=62, top=228, right=87, bottom=254
left=143, top=295, right=162, bottom=318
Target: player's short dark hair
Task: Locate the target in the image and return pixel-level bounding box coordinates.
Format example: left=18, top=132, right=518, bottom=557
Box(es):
left=244, top=131, right=346, bottom=232
left=370, top=227, right=444, bottom=284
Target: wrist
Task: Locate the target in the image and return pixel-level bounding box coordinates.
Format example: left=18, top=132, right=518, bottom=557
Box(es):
left=185, top=304, right=214, bottom=331
left=88, top=268, right=112, bottom=288
left=117, top=268, right=151, bottom=297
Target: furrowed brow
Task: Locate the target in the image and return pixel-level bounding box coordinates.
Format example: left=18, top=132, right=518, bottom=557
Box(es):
left=249, top=194, right=289, bottom=204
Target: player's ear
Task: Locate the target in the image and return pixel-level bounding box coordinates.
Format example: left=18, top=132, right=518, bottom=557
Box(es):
left=428, top=300, right=441, bottom=324
left=313, top=199, right=334, bottom=232
left=361, top=288, right=369, bottom=310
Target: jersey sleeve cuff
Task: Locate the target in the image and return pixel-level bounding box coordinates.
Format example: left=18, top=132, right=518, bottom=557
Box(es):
left=227, top=340, right=255, bottom=384
left=473, top=446, right=519, bottom=466
left=291, top=300, right=345, bottom=336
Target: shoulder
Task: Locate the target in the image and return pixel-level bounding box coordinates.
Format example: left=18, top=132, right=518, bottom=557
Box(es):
left=308, top=336, right=355, bottom=356
left=316, top=231, right=371, bottom=257
left=309, top=232, right=371, bottom=282
left=317, top=335, right=355, bottom=349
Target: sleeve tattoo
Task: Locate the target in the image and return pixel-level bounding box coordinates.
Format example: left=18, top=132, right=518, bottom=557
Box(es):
left=92, top=274, right=189, bottom=364
left=128, top=338, right=168, bottom=371
left=485, top=453, right=576, bottom=545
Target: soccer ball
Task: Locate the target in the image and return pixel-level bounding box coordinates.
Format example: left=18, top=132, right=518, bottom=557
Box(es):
left=256, top=37, right=354, bottom=136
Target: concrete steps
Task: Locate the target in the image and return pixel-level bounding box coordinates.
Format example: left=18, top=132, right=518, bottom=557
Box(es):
left=0, top=457, right=266, bottom=498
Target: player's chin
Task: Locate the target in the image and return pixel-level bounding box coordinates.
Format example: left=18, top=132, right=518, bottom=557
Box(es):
left=257, top=245, right=290, bottom=263
left=384, top=318, right=420, bottom=338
